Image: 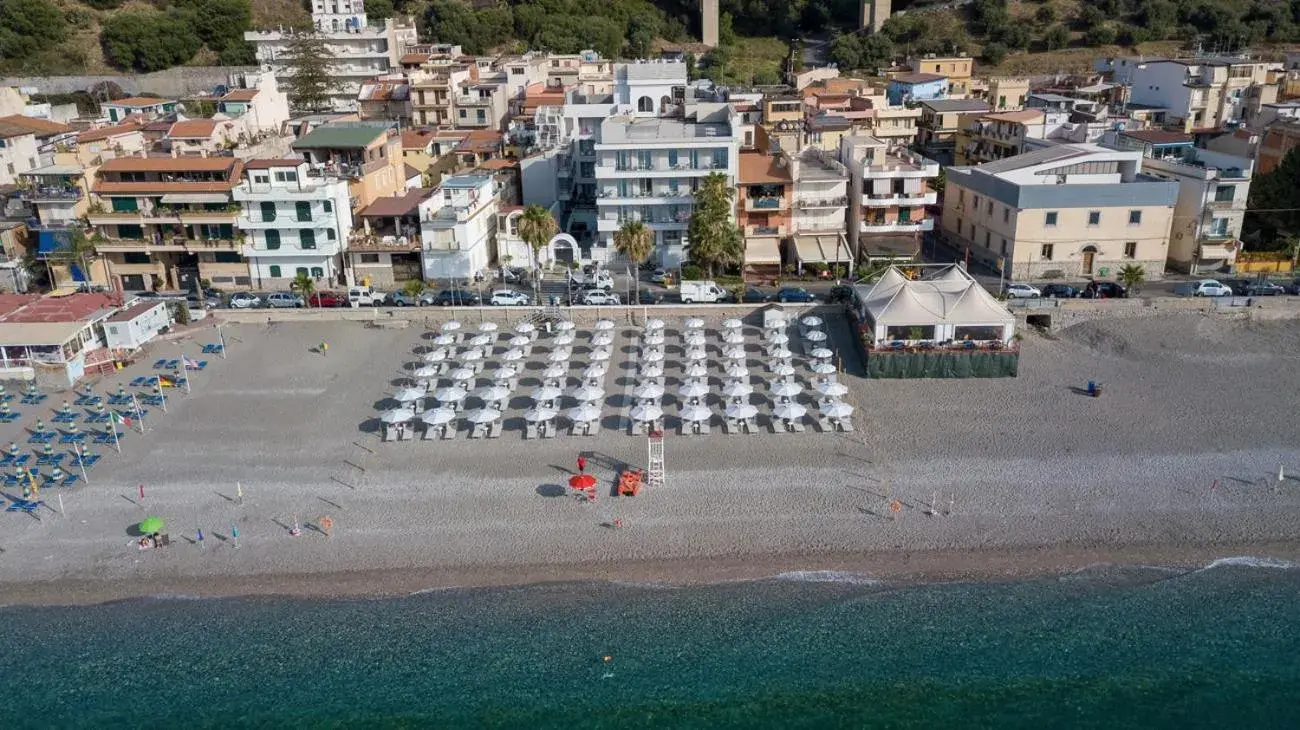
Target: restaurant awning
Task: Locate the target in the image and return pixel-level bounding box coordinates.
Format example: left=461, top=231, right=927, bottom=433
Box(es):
left=743, top=236, right=783, bottom=265
left=160, top=193, right=229, bottom=204
left=793, top=234, right=850, bottom=264
left=0, top=322, right=85, bottom=347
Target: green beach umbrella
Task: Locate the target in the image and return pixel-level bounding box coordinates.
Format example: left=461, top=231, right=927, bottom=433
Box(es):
left=138, top=517, right=164, bottom=535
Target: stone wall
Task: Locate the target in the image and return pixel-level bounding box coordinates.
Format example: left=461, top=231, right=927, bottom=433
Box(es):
left=2, top=67, right=258, bottom=100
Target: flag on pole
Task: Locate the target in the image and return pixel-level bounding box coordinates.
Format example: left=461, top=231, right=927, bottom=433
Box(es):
left=111, top=410, right=131, bottom=428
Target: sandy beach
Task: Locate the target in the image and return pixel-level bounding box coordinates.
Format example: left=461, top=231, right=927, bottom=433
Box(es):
left=2, top=308, right=1299, bottom=605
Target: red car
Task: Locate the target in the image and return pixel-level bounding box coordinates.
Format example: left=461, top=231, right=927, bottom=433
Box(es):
left=308, top=291, right=347, bottom=307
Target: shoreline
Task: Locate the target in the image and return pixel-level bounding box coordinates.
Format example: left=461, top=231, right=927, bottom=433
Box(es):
left=7, top=539, right=1300, bottom=607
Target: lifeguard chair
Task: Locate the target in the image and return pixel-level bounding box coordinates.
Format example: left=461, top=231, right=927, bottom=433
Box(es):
left=618, top=468, right=643, bottom=497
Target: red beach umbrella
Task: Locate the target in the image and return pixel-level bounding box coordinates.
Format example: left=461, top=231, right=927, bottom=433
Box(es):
left=569, top=474, right=597, bottom=490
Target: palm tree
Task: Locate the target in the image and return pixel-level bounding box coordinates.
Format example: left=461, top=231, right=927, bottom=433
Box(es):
left=687, top=172, right=744, bottom=278
left=613, top=220, right=654, bottom=266
left=516, top=204, right=558, bottom=271
left=1118, top=264, right=1146, bottom=295
left=291, top=270, right=316, bottom=307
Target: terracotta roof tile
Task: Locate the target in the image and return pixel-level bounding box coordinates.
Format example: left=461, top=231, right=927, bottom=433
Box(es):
left=107, top=97, right=175, bottom=108
left=244, top=158, right=304, bottom=170
left=168, top=120, right=218, bottom=139
left=0, top=115, right=72, bottom=137
left=220, top=89, right=260, bottom=102
left=76, top=123, right=143, bottom=143
left=738, top=152, right=792, bottom=184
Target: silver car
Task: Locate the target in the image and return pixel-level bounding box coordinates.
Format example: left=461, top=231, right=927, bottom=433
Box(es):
left=265, top=292, right=304, bottom=308
left=228, top=292, right=262, bottom=309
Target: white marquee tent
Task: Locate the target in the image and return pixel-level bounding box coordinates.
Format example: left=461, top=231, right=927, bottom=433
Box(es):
left=853, top=266, right=1015, bottom=345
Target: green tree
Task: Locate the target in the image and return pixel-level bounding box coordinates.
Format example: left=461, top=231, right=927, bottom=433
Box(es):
left=686, top=172, right=744, bottom=278
left=980, top=42, right=1008, bottom=65
left=282, top=33, right=333, bottom=113
left=100, top=10, right=202, bottom=72
left=1044, top=24, right=1071, bottom=50
left=0, top=0, right=67, bottom=62
left=176, top=0, right=251, bottom=53
left=933, top=168, right=946, bottom=197
left=291, top=271, right=316, bottom=306
left=1245, top=147, right=1300, bottom=248
left=1035, top=5, right=1057, bottom=24
left=366, top=0, right=395, bottom=21
left=613, top=220, right=654, bottom=266
left=1083, top=24, right=1117, bottom=46
left=517, top=204, right=558, bottom=269
left=402, top=279, right=426, bottom=299
left=1118, top=264, right=1146, bottom=294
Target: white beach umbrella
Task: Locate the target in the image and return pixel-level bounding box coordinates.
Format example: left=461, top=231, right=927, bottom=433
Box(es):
left=801, top=315, right=823, bottom=327
left=568, top=403, right=602, bottom=422
left=722, top=345, right=747, bottom=360
left=413, top=365, right=440, bottom=379
left=590, top=332, right=614, bottom=347
left=459, top=348, right=484, bottom=363
left=680, top=404, right=712, bottom=422
left=721, top=318, right=743, bottom=330
left=421, top=407, right=457, bottom=426
left=632, top=382, right=664, bottom=400
left=422, top=348, right=450, bottom=363
left=556, top=320, right=576, bottom=332
left=381, top=407, right=415, bottom=424
left=447, top=367, right=475, bottom=382
left=581, top=364, right=608, bottom=381
left=509, top=334, right=530, bottom=347
left=679, top=381, right=709, bottom=399
left=478, top=321, right=499, bottom=333
left=524, top=406, right=559, bottom=422
left=570, top=384, right=606, bottom=402
left=683, top=330, right=706, bottom=343
left=532, top=385, right=563, bottom=402
left=468, top=333, right=492, bottom=348
left=644, top=318, right=665, bottom=331
left=501, top=348, right=525, bottom=362
left=643, top=332, right=665, bottom=346
left=724, top=363, right=749, bottom=379
left=493, top=365, right=520, bottom=381
left=816, top=381, right=849, bottom=398
left=441, top=320, right=462, bottom=333
left=515, top=321, right=536, bottom=334
left=433, top=385, right=468, bottom=402
left=595, top=319, right=615, bottom=331
left=542, top=363, right=568, bottom=380
left=684, top=317, right=705, bottom=330
left=809, top=347, right=834, bottom=360
left=770, top=362, right=796, bottom=377
left=433, top=333, right=456, bottom=346
left=685, top=347, right=707, bottom=361
left=769, top=346, right=794, bottom=360
left=554, top=332, right=575, bottom=346
left=630, top=403, right=663, bottom=422
left=683, top=361, right=708, bottom=379
left=722, top=381, right=753, bottom=399
left=547, top=348, right=572, bottom=363
left=820, top=401, right=855, bottom=419
left=393, top=386, right=425, bottom=403
left=589, top=347, right=612, bottom=362
left=810, top=361, right=837, bottom=375
left=765, top=332, right=789, bottom=345
left=722, top=331, right=745, bottom=345
left=640, top=362, right=664, bottom=378
left=643, top=349, right=665, bottom=362
left=725, top=403, right=757, bottom=420
left=466, top=407, right=502, bottom=424
left=804, top=330, right=828, bottom=343
left=474, top=384, right=511, bottom=403
left=773, top=402, right=807, bottom=421
left=771, top=380, right=802, bottom=398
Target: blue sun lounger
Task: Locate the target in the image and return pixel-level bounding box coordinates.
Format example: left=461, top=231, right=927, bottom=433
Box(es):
left=74, top=395, right=102, bottom=406
left=5, top=499, right=42, bottom=513
left=184, top=360, right=207, bottom=371
left=52, top=412, right=78, bottom=424
left=20, top=393, right=46, bottom=405
left=36, top=453, right=64, bottom=466
left=139, top=396, right=164, bottom=407
left=0, top=412, right=18, bottom=424
left=129, top=376, right=158, bottom=388
left=72, top=453, right=101, bottom=469
left=92, top=431, right=120, bottom=445
left=202, top=343, right=224, bottom=355
left=58, top=433, right=86, bottom=445
left=27, top=432, right=54, bottom=445
left=85, top=412, right=110, bottom=424
left=0, top=454, right=29, bottom=467
left=107, top=394, right=132, bottom=406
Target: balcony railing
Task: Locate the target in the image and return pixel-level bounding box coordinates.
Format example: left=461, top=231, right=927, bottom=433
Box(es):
left=744, top=197, right=787, bottom=211
left=18, top=186, right=83, bottom=202
left=794, top=196, right=847, bottom=209
left=746, top=224, right=787, bottom=237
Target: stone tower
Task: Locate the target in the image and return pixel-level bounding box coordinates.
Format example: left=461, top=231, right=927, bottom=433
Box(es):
left=861, top=0, right=891, bottom=33
left=703, top=0, right=719, bottom=47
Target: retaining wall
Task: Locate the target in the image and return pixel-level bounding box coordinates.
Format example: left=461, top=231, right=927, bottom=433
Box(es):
left=3, top=67, right=258, bottom=99
left=212, top=303, right=823, bottom=327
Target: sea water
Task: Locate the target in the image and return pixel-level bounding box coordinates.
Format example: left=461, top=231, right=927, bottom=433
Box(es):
left=2, top=561, right=1299, bottom=728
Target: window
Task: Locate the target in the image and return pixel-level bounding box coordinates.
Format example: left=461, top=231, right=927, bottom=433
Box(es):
left=510, top=67, right=523, bottom=75
left=1087, top=211, right=1101, bottom=226
left=1214, top=185, right=1235, bottom=202
left=1041, top=244, right=1054, bottom=260
left=1045, top=211, right=1058, bottom=226
left=1003, top=207, right=1009, bottom=223
left=265, top=230, right=281, bottom=249
left=984, top=231, right=990, bottom=247
left=359, top=253, right=380, bottom=264
left=260, top=201, right=277, bottom=222
left=899, top=208, right=911, bottom=223
left=998, top=95, right=1006, bottom=109
left=296, top=267, right=309, bottom=277
left=1209, top=217, right=1229, bottom=236
left=300, top=230, right=316, bottom=249
left=668, top=149, right=678, bottom=167
left=637, top=96, right=653, bottom=112
left=214, top=251, right=242, bottom=263
left=986, top=201, right=993, bottom=215
left=311, top=266, right=324, bottom=278
left=477, top=110, right=485, bottom=122
left=973, top=195, right=981, bottom=211
left=274, top=170, right=297, bottom=183
left=326, top=229, right=336, bottom=240
left=459, top=110, right=466, bottom=119
left=111, top=197, right=139, bottom=213
left=323, top=200, right=333, bottom=213
left=958, top=189, right=966, bottom=206
left=1124, top=241, right=1137, bottom=259
left=253, top=174, right=269, bottom=184
left=269, top=265, right=281, bottom=278
left=296, top=201, right=312, bottom=222
left=123, top=252, right=150, bottom=264
left=1000, top=238, right=1008, bottom=255
left=1128, top=210, right=1141, bottom=225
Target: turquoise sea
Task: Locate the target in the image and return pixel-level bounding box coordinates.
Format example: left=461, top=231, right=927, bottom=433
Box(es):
left=3, top=561, right=1300, bottom=728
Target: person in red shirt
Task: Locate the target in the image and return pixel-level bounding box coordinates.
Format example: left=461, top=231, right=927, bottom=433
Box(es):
left=577, top=455, right=587, bottom=474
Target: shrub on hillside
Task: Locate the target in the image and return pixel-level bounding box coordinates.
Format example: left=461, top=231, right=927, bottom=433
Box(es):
left=101, top=10, right=202, bottom=72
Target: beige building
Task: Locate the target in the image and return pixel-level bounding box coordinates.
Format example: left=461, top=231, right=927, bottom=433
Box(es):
left=167, top=119, right=239, bottom=157
left=941, top=144, right=1178, bottom=281
left=956, top=109, right=1051, bottom=166
left=909, top=55, right=975, bottom=97
left=289, top=121, right=404, bottom=211
left=1117, top=58, right=1278, bottom=131
left=972, top=77, right=1031, bottom=111
left=839, top=136, right=939, bottom=263
left=917, top=99, right=991, bottom=164
left=410, top=64, right=473, bottom=127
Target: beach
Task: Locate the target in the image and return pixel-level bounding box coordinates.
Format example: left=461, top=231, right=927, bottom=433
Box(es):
left=2, top=309, right=1300, bottom=605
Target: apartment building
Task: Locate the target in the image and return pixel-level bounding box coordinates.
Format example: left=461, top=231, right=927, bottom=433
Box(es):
left=217, top=71, right=292, bottom=135
left=234, top=159, right=354, bottom=287
left=839, top=136, right=939, bottom=263
left=290, top=121, right=404, bottom=211
left=1118, top=58, right=1276, bottom=131
left=908, top=55, right=975, bottom=97
left=593, top=109, right=740, bottom=268
left=245, top=1, right=418, bottom=112
left=917, top=99, right=991, bottom=165
left=736, top=147, right=792, bottom=274
left=357, top=77, right=412, bottom=127
left=0, top=121, right=39, bottom=186
left=761, top=95, right=804, bottom=152
left=349, top=188, right=429, bottom=286
left=87, top=157, right=246, bottom=291
left=453, top=81, right=509, bottom=131
left=971, top=77, right=1031, bottom=111
left=940, top=144, right=1178, bottom=281
left=102, top=98, right=177, bottom=123
left=789, top=147, right=850, bottom=274
left=886, top=74, right=949, bottom=106
left=410, top=63, right=473, bottom=127
left=847, top=97, right=921, bottom=145
left=956, top=109, right=1063, bottom=166
left=419, top=173, right=498, bottom=279
left=167, top=119, right=237, bottom=157
left=16, top=164, right=102, bottom=286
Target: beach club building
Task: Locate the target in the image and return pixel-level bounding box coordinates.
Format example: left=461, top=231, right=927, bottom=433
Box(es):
left=0, top=292, right=122, bottom=386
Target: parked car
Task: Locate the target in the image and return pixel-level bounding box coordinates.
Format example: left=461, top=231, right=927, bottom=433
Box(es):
left=228, top=292, right=262, bottom=309
left=649, top=268, right=667, bottom=284
left=496, top=267, right=525, bottom=283
left=384, top=291, right=421, bottom=307
left=1005, top=283, right=1042, bottom=299
left=826, top=285, right=856, bottom=304
left=1222, top=279, right=1254, bottom=296
left=580, top=290, right=622, bottom=305
left=347, top=286, right=383, bottom=306
left=1080, top=281, right=1128, bottom=299
left=1183, top=279, right=1233, bottom=297
left=638, top=289, right=665, bottom=305
left=186, top=288, right=223, bottom=309
left=265, top=292, right=304, bottom=308
left=776, top=287, right=815, bottom=303
left=490, top=289, right=531, bottom=306
left=1288, top=280, right=1300, bottom=296
left=1039, top=284, right=1079, bottom=299
left=308, top=291, right=347, bottom=308
left=740, top=286, right=771, bottom=303
left=1246, top=281, right=1286, bottom=296
left=431, top=289, right=479, bottom=306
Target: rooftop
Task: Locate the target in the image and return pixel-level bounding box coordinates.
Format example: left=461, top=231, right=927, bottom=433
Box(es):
left=0, top=292, right=119, bottom=324
left=601, top=117, right=731, bottom=143
left=738, top=151, right=792, bottom=184
left=77, top=123, right=142, bottom=142
left=107, top=300, right=166, bottom=323
left=0, top=120, right=35, bottom=139
left=359, top=189, right=433, bottom=218
left=244, top=158, right=305, bottom=170
left=920, top=99, right=991, bottom=113
left=99, top=157, right=240, bottom=173
left=21, top=164, right=83, bottom=177
left=892, top=73, right=947, bottom=85
left=0, top=115, right=73, bottom=137
left=442, top=174, right=491, bottom=189
left=1120, top=129, right=1194, bottom=145
left=456, top=130, right=503, bottom=153
left=982, top=110, right=1045, bottom=123
left=220, top=89, right=260, bottom=102
left=401, top=129, right=437, bottom=149
left=168, top=120, right=219, bottom=139
left=106, top=97, right=174, bottom=108
left=292, top=122, right=393, bottom=150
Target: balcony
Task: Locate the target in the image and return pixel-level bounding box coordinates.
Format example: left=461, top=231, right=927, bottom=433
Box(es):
left=744, top=197, right=788, bottom=212
left=1206, top=198, right=1239, bottom=210
left=93, top=237, right=187, bottom=252
left=179, top=210, right=239, bottom=225
left=595, top=191, right=694, bottom=206
left=18, top=186, right=83, bottom=203
left=237, top=211, right=336, bottom=229
left=745, top=224, right=788, bottom=237
left=862, top=191, right=938, bottom=207
left=794, top=196, right=847, bottom=209
left=87, top=210, right=144, bottom=225
left=594, top=163, right=726, bottom=178
left=596, top=213, right=691, bottom=232
left=861, top=218, right=935, bottom=233
left=184, top=238, right=239, bottom=252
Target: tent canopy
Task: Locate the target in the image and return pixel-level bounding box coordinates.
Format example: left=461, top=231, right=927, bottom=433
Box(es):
left=856, top=266, right=1013, bottom=328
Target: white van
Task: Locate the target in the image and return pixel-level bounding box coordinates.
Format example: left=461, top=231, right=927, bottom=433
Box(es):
left=679, top=280, right=729, bottom=304
left=348, top=286, right=383, bottom=306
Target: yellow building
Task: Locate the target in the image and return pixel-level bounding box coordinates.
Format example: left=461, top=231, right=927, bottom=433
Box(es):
left=909, top=55, right=975, bottom=97
left=941, top=144, right=1177, bottom=281
left=917, top=99, right=992, bottom=164
left=290, top=121, right=405, bottom=211
left=955, top=110, right=1048, bottom=166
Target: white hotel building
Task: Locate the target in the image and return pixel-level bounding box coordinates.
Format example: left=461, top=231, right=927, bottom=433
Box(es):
left=419, top=173, right=498, bottom=280
left=234, top=159, right=354, bottom=287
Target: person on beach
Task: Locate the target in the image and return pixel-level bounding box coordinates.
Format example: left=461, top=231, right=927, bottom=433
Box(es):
left=320, top=341, right=328, bottom=356
left=577, top=455, right=587, bottom=474
left=197, top=528, right=205, bottom=547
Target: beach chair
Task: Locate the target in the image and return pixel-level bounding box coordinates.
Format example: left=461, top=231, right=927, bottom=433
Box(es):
left=129, top=377, right=150, bottom=388
left=59, top=433, right=86, bottom=445
left=470, top=423, right=487, bottom=439
left=86, top=412, right=110, bottom=424
left=839, top=418, right=855, bottom=433
left=4, top=499, right=42, bottom=513
left=817, top=416, right=832, bottom=433
left=36, top=453, right=64, bottom=466
left=540, top=420, right=555, bottom=438
left=0, top=412, right=18, bottom=424
left=185, top=360, right=208, bottom=371
left=27, top=432, right=54, bottom=445
left=92, top=431, right=119, bottom=445
left=74, top=395, right=102, bottom=407
left=525, top=422, right=539, bottom=439
left=487, top=421, right=503, bottom=439
left=0, top=454, right=29, bottom=467
left=585, top=421, right=600, bottom=436
left=107, top=394, right=132, bottom=406
left=441, top=424, right=457, bottom=440
left=140, top=396, right=164, bottom=407
left=382, top=425, right=397, bottom=442
left=699, top=421, right=711, bottom=435
left=568, top=422, right=581, bottom=437
left=152, top=359, right=168, bottom=369
left=791, top=419, right=806, bottom=433
left=49, top=474, right=78, bottom=488
left=21, top=393, right=46, bottom=405
left=421, top=424, right=437, bottom=441
left=52, top=412, right=78, bottom=424
left=76, top=453, right=101, bottom=468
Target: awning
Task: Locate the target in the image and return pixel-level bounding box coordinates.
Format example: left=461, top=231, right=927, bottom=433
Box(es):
left=744, top=237, right=783, bottom=265
left=793, top=234, right=850, bottom=264
left=160, top=193, right=229, bottom=204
